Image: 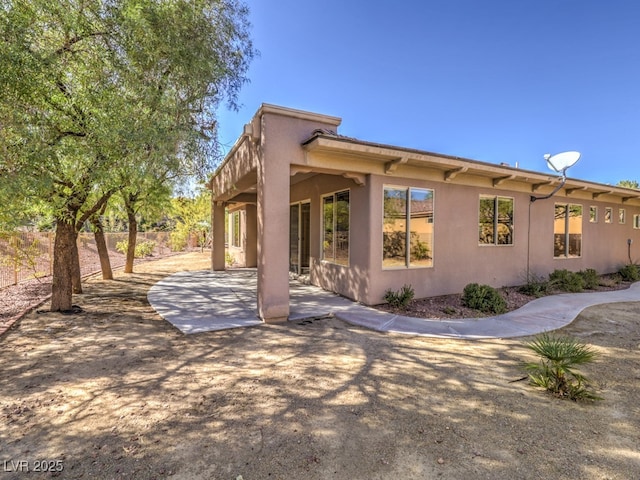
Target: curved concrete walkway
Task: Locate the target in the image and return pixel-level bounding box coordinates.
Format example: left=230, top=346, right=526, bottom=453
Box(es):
left=148, top=270, right=640, bottom=339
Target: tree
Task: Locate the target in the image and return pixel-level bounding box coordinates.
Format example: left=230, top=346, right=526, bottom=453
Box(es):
left=0, top=0, right=255, bottom=311
left=169, top=187, right=212, bottom=251
left=617, top=180, right=639, bottom=189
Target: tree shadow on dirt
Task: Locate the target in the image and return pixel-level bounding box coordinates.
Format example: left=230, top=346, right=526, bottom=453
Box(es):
left=1, top=271, right=639, bottom=479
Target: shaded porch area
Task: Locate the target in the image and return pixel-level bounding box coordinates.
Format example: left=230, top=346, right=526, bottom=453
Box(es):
left=148, top=269, right=359, bottom=334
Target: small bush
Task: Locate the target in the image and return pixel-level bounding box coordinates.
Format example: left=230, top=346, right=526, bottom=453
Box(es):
left=169, top=231, right=188, bottom=251
left=618, top=264, right=640, bottom=282
left=225, top=251, right=235, bottom=266
left=135, top=240, right=156, bottom=257
left=384, top=284, right=415, bottom=309
left=524, top=333, right=601, bottom=401
left=548, top=269, right=584, bottom=293
left=115, top=240, right=156, bottom=258
left=461, top=283, right=506, bottom=314
left=519, top=273, right=550, bottom=297
left=578, top=268, right=599, bottom=290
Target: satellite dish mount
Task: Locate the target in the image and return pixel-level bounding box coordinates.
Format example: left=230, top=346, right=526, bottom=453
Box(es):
left=530, top=151, right=581, bottom=202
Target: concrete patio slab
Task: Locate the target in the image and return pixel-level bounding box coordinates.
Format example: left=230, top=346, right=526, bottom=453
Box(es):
left=148, top=270, right=640, bottom=338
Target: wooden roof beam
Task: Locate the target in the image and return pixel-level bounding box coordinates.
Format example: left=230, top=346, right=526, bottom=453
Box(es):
left=532, top=181, right=552, bottom=192
left=444, top=166, right=468, bottom=182
left=565, top=186, right=587, bottom=195
left=493, top=175, right=515, bottom=187
left=384, top=156, right=409, bottom=174
left=592, top=191, right=613, bottom=199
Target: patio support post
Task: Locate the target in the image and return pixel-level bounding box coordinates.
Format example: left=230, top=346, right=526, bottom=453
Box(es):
left=212, top=201, right=226, bottom=271
left=245, top=204, right=258, bottom=267
left=256, top=149, right=290, bottom=323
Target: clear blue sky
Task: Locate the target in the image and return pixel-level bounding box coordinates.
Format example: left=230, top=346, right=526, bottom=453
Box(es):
left=216, top=0, right=640, bottom=185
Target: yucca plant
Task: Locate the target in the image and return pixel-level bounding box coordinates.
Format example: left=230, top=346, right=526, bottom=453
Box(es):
left=524, top=333, right=602, bottom=401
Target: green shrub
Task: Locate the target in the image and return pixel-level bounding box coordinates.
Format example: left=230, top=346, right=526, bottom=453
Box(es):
left=524, top=333, right=601, bottom=401
left=618, top=263, right=640, bottom=282
left=169, top=230, right=188, bottom=252
left=578, top=268, right=599, bottom=290
left=135, top=240, right=156, bottom=257
left=461, top=283, right=506, bottom=314
left=384, top=284, right=415, bottom=310
left=115, top=240, right=128, bottom=255
left=548, top=269, right=584, bottom=293
left=519, top=273, right=550, bottom=297
left=115, top=240, right=156, bottom=258
left=225, top=251, right=235, bottom=266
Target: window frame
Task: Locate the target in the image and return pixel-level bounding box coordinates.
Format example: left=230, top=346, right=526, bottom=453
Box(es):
left=382, top=185, right=434, bottom=269
left=478, top=195, right=514, bottom=246
left=619, top=208, right=626, bottom=224
left=554, top=203, right=583, bottom=259
left=321, top=189, right=350, bottom=266
left=231, top=211, right=241, bottom=248
left=605, top=207, right=613, bottom=224
left=589, top=206, right=598, bottom=223
left=634, top=214, right=640, bottom=230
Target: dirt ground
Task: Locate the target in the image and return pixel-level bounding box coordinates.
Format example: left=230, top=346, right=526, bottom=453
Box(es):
left=1, top=252, right=639, bottom=480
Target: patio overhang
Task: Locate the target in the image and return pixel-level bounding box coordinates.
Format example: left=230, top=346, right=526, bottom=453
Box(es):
left=303, top=133, right=640, bottom=206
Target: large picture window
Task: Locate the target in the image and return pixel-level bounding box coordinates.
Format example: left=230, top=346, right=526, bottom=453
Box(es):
left=383, top=186, right=434, bottom=268
left=479, top=196, right=514, bottom=245
left=554, top=203, right=582, bottom=258
left=322, top=190, right=349, bottom=265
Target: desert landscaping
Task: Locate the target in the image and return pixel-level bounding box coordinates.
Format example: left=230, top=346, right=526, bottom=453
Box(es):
left=1, top=252, right=639, bottom=479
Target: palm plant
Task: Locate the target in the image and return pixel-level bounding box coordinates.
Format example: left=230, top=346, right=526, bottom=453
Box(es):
left=524, top=333, right=602, bottom=401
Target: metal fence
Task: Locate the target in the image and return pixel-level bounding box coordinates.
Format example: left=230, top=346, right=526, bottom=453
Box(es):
left=0, top=231, right=197, bottom=289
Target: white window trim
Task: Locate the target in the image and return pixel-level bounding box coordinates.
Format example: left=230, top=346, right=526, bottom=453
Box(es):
left=321, top=189, right=350, bottom=267
left=382, top=184, right=435, bottom=270
left=478, top=195, right=515, bottom=246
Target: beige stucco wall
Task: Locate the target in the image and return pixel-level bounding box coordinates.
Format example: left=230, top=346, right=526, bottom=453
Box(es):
left=211, top=104, right=640, bottom=315
left=297, top=172, right=640, bottom=306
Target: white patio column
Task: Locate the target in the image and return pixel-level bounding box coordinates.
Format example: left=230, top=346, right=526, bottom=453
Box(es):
left=256, top=152, right=290, bottom=323
left=212, top=201, right=226, bottom=271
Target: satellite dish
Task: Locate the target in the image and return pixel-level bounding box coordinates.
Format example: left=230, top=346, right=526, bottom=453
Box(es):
left=545, top=151, right=581, bottom=174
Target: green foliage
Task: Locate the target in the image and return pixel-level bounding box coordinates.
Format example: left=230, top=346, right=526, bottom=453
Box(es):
left=168, top=231, right=188, bottom=252
left=618, top=263, right=640, bottom=282
left=524, top=333, right=601, bottom=401
left=410, top=234, right=430, bottom=260
left=115, top=240, right=156, bottom=258
left=578, top=268, right=599, bottom=290
left=617, top=179, right=640, bottom=189
left=518, top=273, right=550, bottom=297
left=384, top=284, right=415, bottom=309
left=0, top=0, right=255, bottom=308
left=225, top=251, right=235, bottom=267
left=548, top=269, right=585, bottom=293
left=461, top=283, right=506, bottom=314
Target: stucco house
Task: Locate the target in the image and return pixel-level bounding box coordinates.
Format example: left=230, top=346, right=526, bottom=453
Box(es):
left=208, top=104, right=640, bottom=324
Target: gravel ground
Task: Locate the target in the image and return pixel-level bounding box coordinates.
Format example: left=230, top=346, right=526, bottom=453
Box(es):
left=1, top=252, right=639, bottom=480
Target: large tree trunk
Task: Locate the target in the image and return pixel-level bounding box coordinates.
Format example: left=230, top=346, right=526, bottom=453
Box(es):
left=93, top=217, right=113, bottom=280
left=50, top=220, right=76, bottom=312
left=71, top=235, right=82, bottom=294
left=124, top=210, right=137, bottom=274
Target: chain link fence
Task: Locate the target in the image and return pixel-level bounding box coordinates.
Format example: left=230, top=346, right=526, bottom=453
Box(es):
left=0, top=231, right=202, bottom=290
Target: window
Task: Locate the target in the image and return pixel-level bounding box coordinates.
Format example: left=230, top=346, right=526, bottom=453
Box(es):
left=479, top=196, right=514, bottom=245
left=605, top=207, right=612, bottom=223
left=589, top=206, right=598, bottom=223
left=231, top=211, right=241, bottom=247
left=383, top=186, right=434, bottom=268
left=322, top=190, right=349, bottom=265
left=619, top=208, right=626, bottom=224
left=634, top=214, right=640, bottom=229
left=554, top=203, right=582, bottom=258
